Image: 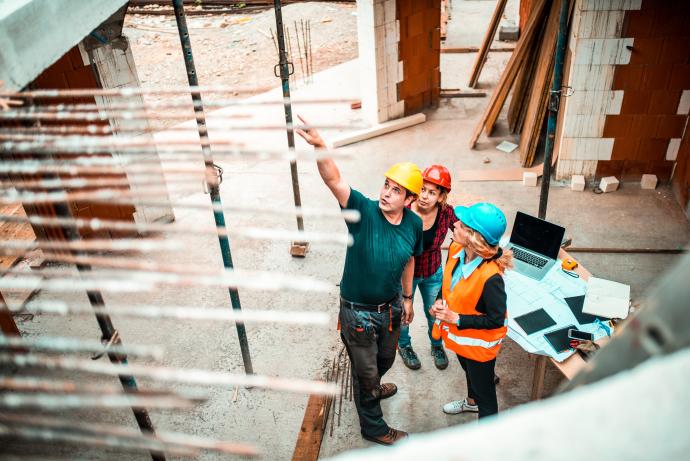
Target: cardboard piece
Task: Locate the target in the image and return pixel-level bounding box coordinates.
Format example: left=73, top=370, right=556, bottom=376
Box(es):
left=583, top=277, right=630, bottom=319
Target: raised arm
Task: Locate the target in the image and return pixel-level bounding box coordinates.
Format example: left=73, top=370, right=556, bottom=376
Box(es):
left=295, top=115, right=350, bottom=207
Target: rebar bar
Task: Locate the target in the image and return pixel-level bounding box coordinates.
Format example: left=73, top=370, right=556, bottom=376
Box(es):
left=273, top=0, right=305, bottom=235
left=0, top=353, right=337, bottom=395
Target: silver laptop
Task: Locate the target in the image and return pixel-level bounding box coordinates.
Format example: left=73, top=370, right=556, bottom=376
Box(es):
left=506, top=211, right=565, bottom=281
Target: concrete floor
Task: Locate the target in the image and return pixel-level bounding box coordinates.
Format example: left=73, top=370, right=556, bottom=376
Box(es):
left=4, top=0, right=690, bottom=460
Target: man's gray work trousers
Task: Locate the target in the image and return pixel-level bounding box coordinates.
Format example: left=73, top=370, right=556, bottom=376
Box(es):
left=339, top=295, right=402, bottom=437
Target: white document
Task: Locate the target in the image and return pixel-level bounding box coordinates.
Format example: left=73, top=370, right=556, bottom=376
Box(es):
left=583, top=277, right=630, bottom=319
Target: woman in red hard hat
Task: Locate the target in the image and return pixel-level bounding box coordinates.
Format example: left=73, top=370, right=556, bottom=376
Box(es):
left=430, top=202, right=513, bottom=418
left=398, top=164, right=458, bottom=371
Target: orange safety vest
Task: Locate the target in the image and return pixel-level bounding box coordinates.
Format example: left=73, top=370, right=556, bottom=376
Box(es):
left=439, top=242, right=507, bottom=362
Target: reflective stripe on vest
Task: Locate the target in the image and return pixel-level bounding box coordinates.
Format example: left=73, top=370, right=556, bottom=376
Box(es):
left=443, top=325, right=505, bottom=349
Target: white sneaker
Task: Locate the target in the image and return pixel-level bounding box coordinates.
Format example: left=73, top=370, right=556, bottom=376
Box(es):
left=443, top=398, right=479, bottom=415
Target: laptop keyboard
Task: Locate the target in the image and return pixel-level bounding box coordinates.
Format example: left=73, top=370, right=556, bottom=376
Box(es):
left=512, top=247, right=549, bottom=268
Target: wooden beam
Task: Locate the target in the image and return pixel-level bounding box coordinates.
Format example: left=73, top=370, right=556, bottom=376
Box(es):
left=329, top=113, right=426, bottom=148
left=468, top=0, right=509, bottom=89
left=519, top=0, right=562, bottom=167
left=291, top=393, right=331, bottom=461
left=468, top=0, right=549, bottom=148
left=441, top=46, right=515, bottom=53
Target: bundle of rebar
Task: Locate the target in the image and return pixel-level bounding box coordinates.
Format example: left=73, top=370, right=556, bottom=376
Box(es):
left=0, top=80, right=361, bottom=459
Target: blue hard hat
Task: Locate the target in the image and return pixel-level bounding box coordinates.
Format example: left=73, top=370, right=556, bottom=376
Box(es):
left=454, top=203, right=507, bottom=246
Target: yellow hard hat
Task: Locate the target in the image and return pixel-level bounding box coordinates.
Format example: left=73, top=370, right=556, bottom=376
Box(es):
left=384, top=162, right=423, bottom=195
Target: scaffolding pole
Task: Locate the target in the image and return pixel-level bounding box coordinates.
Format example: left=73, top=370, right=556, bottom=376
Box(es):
left=273, top=0, right=309, bottom=257
left=170, top=0, right=253, bottom=375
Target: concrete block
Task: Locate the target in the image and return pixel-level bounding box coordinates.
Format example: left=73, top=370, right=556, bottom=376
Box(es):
left=523, top=172, right=538, bottom=187
left=677, top=90, right=690, bottom=115
left=383, top=0, right=396, bottom=24
left=641, top=174, right=657, bottom=190
left=667, top=138, right=681, bottom=161
left=571, top=174, right=586, bottom=191
left=599, top=176, right=619, bottom=193
left=498, top=25, right=519, bottom=42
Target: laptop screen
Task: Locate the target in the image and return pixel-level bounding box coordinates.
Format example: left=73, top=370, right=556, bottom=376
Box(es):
left=510, top=211, right=565, bottom=259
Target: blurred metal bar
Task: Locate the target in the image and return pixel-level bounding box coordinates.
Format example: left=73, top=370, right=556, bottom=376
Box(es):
left=0, top=414, right=258, bottom=457
left=0, top=353, right=338, bottom=395
left=0, top=335, right=163, bottom=359
left=0, top=392, right=197, bottom=411
left=13, top=302, right=330, bottom=326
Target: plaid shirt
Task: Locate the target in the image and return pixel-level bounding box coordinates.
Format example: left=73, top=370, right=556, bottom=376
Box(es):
left=412, top=204, right=458, bottom=278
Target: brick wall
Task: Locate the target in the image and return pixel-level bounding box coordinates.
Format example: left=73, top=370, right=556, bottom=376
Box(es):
left=30, top=47, right=136, bottom=238
left=397, top=0, right=441, bottom=115
left=598, top=0, right=690, bottom=182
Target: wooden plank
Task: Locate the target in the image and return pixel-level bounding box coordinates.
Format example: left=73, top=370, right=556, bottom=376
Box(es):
left=441, top=46, right=515, bottom=53
left=329, top=113, right=426, bottom=148
left=468, top=0, right=509, bottom=89
left=291, top=393, right=330, bottom=461
left=468, top=0, right=549, bottom=148
left=519, top=0, right=562, bottom=167
left=507, top=33, right=541, bottom=133
left=0, top=204, right=37, bottom=270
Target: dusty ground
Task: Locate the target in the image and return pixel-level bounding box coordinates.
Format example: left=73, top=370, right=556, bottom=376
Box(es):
left=123, top=2, right=358, bottom=124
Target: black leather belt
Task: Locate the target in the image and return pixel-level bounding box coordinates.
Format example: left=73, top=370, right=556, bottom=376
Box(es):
left=340, top=296, right=398, bottom=313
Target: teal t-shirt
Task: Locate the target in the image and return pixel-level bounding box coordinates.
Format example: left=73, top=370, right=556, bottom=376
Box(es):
left=340, top=188, right=423, bottom=304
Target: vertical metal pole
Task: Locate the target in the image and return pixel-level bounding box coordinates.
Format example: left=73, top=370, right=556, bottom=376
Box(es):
left=273, top=0, right=305, bottom=233
left=171, top=0, right=253, bottom=375
left=48, top=200, right=165, bottom=461
left=538, top=0, right=570, bottom=220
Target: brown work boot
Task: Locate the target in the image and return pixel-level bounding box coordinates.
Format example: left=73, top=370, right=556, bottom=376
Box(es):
left=362, top=428, right=408, bottom=446
left=378, top=383, right=398, bottom=400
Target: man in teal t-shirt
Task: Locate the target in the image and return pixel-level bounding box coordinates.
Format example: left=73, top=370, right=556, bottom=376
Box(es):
left=297, top=118, right=423, bottom=446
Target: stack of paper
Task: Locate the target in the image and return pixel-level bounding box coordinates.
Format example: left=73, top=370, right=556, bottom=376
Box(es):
left=583, top=277, right=630, bottom=319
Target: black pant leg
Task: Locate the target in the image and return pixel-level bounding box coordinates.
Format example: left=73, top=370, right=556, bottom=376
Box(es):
left=339, top=306, right=389, bottom=437
left=456, top=355, right=477, bottom=402
left=464, top=357, right=498, bottom=418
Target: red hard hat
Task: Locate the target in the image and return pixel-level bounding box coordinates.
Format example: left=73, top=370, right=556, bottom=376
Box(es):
left=422, top=164, right=452, bottom=191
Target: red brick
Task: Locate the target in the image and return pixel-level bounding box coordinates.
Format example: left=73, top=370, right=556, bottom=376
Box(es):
left=405, top=94, right=424, bottom=115
left=611, top=137, right=639, bottom=161
left=64, top=66, right=98, bottom=89
left=636, top=138, right=668, bottom=162
left=623, top=9, right=653, bottom=37
left=603, top=115, right=633, bottom=138
left=596, top=160, right=625, bottom=178
left=424, top=7, right=440, bottom=29
left=67, top=47, right=86, bottom=70
left=648, top=90, right=682, bottom=114
left=650, top=3, right=686, bottom=36
left=412, top=0, right=427, bottom=14
left=656, top=114, right=688, bottom=138
left=629, top=38, right=664, bottom=65
left=621, top=160, right=648, bottom=181
left=659, top=38, right=690, bottom=64
left=612, top=65, right=644, bottom=91
left=668, top=64, right=690, bottom=90
left=648, top=161, right=674, bottom=182
left=640, top=65, right=672, bottom=90
left=630, top=115, right=660, bottom=138
left=397, top=0, right=413, bottom=17
left=407, top=12, right=425, bottom=38
left=620, top=90, right=651, bottom=114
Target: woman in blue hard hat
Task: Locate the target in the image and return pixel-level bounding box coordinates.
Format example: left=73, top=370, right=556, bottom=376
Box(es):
left=429, top=202, right=513, bottom=418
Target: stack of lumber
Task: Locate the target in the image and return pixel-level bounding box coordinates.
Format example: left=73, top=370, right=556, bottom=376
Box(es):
left=470, top=0, right=571, bottom=168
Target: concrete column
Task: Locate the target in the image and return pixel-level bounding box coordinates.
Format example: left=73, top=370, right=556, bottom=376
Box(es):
left=357, top=0, right=404, bottom=124
left=79, top=39, right=175, bottom=225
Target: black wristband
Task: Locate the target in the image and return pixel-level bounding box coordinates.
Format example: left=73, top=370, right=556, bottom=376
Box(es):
left=402, top=294, right=413, bottom=300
